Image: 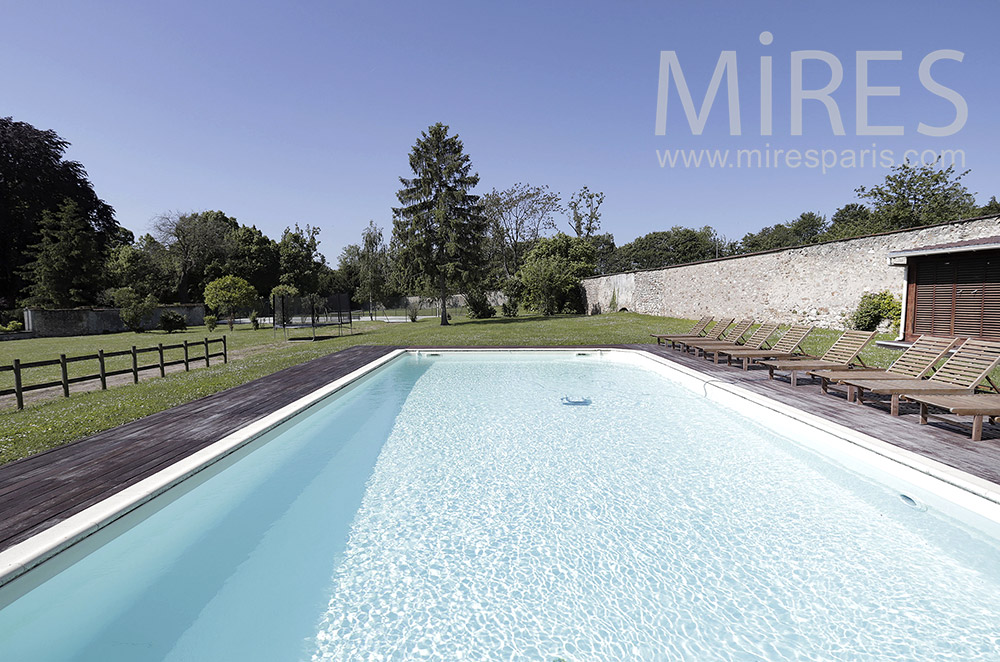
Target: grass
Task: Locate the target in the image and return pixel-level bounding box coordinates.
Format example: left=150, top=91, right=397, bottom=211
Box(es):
left=0, top=313, right=899, bottom=465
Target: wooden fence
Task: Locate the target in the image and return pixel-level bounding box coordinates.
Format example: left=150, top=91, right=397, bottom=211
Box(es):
left=0, top=336, right=227, bottom=410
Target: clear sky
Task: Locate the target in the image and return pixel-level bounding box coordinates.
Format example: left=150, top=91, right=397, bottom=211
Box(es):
left=3, top=0, right=998, bottom=263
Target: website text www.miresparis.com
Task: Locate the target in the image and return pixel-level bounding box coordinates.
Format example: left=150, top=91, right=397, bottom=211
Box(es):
left=654, top=32, right=969, bottom=173
left=656, top=145, right=966, bottom=174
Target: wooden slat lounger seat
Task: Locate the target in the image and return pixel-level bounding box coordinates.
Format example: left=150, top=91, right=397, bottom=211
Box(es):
left=719, top=325, right=815, bottom=370
left=653, top=317, right=733, bottom=350
left=840, top=339, right=1000, bottom=416
left=679, top=318, right=754, bottom=354
left=651, top=316, right=713, bottom=346
left=693, top=322, right=780, bottom=364
left=905, top=393, right=1000, bottom=441
left=808, top=335, right=959, bottom=401
left=758, top=330, right=877, bottom=387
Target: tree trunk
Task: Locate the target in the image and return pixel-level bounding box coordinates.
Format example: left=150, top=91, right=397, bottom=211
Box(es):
left=439, top=274, right=449, bottom=326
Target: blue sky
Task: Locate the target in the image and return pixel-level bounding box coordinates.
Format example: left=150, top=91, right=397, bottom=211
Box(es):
left=3, top=1, right=998, bottom=263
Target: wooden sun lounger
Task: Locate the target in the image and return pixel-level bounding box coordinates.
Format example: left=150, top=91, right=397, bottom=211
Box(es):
left=905, top=394, right=1000, bottom=441
left=840, top=339, right=1000, bottom=416
left=651, top=316, right=713, bottom=346
left=653, top=317, right=733, bottom=349
left=696, top=322, right=780, bottom=364
left=808, top=335, right=959, bottom=401
left=758, top=330, right=877, bottom=386
left=679, top=318, right=754, bottom=354
left=719, top=325, right=815, bottom=370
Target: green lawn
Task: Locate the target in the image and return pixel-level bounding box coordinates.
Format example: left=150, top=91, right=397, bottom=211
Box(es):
left=0, top=313, right=899, bottom=465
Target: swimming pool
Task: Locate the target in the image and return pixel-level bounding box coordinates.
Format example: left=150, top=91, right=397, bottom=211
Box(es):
left=1, top=350, right=999, bottom=660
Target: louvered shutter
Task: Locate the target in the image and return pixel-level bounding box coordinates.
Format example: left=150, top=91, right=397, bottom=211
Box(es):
left=908, top=250, right=1000, bottom=340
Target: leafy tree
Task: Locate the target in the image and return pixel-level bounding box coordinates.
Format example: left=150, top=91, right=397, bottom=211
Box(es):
left=278, top=224, right=325, bottom=295
left=20, top=199, right=106, bottom=307
left=482, top=183, right=561, bottom=280
left=106, top=234, right=175, bottom=301
left=979, top=196, right=1000, bottom=217
left=223, top=224, right=281, bottom=297
left=270, top=284, right=299, bottom=326
left=204, top=275, right=257, bottom=330
left=112, top=287, right=158, bottom=332
left=392, top=123, right=487, bottom=326
left=588, top=233, right=618, bottom=275
left=739, top=212, right=828, bottom=253
left=613, top=226, right=724, bottom=271
left=334, top=244, right=362, bottom=305
left=518, top=233, right=596, bottom=315
left=855, top=161, right=977, bottom=230
left=563, top=186, right=605, bottom=238
left=1, top=117, right=128, bottom=306
left=154, top=210, right=237, bottom=302
left=359, top=221, right=389, bottom=319
left=822, top=203, right=877, bottom=240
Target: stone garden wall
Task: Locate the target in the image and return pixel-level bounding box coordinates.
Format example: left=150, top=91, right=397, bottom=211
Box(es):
left=582, top=215, right=1000, bottom=330
left=24, top=304, right=206, bottom=337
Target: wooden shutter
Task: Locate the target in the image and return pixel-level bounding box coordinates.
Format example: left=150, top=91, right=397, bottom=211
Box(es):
left=907, top=249, right=1000, bottom=340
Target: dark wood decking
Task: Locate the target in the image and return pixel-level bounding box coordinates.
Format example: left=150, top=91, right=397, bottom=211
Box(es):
left=1, top=343, right=999, bottom=556
left=0, top=345, right=401, bottom=553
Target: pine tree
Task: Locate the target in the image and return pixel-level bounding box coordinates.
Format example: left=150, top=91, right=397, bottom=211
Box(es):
left=20, top=199, right=104, bottom=307
left=392, top=123, right=486, bottom=325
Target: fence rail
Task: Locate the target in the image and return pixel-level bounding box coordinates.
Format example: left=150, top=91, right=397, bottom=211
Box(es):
left=0, top=336, right=227, bottom=410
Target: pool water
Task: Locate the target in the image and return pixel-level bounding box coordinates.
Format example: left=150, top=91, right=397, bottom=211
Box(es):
left=1, top=352, right=999, bottom=661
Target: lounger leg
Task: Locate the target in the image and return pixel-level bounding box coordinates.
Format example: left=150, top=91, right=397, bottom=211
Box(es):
left=790, top=370, right=798, bottom=387
left=890, top=394, right=899, bottom=416
left=768, top=366, right=774, bottom=380
left=856, top=388, right=864, bottom=405
left=919, top=403, right=928, bottom=424
left=973, top=415, right=983, bottom=441
left=820, top=378, right=828, bottom=394
left=847, top=385, right=856, bottom=402
left=713, top=351, right=721, bottom=364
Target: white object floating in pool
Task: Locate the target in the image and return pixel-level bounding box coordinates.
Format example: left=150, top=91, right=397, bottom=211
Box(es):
left=561, top=396, right=592, bottom=406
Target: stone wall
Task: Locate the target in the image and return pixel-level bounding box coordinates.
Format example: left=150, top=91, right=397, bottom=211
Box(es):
left=582, top=216, right=1000, bottom=329
left=24, top=304, right=206, bottom=337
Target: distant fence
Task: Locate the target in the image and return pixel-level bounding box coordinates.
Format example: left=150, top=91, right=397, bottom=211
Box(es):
left=1, top=336, right=227, bottom=410
left=272, top=293, right=354, bottom=340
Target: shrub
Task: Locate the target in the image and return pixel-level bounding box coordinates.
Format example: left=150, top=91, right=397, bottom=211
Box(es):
left=850, top=291, right=902, bottom=332
left=250, top=310, right=259, bottom=330
left=112, top=287, right=157, bottom=332
left=465, top=290, right=496, bottom=319
left=3, top=320, right=24, bottom=333
left=501, top=300, right=519, bottom=317
left=158, top=310, right=187, bottom=333
left=204, top=275, right=257, bottom=331
left=205, top=315, right=218, bottom=332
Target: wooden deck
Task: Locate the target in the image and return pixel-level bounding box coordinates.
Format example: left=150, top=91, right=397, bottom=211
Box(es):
left=1, top=343, right=999, bottom=556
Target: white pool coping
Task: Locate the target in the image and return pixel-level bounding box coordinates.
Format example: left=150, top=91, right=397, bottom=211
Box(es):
left=2, top=346, right=999, bottom=590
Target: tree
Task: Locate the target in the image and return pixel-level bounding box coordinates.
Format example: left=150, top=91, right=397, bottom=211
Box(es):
left=204, top=275, right=257, bottom=330
left=112, top=287, right=158, bottom=332
left=334, top=244, right=362, bottom=305
left=822, top=203, right=877, bottom=240
left=613, top=226, right=723, bottom=271
left=20, top=199, right=105, bottom=307
left=358, top=221, right=389, bottom=319
left=105, top=234, right=175, bottom=301
left=392, top=123, right=487, bottom=326
left=482, top=183, right=561, bottom=280
left=563, top=186, right=605, bottom=238
left=979, top=196, right=1000, bottom=217
left=223, top=225, right=281, bottom=298
left=739, top=212, right=828, bottom=253
left=1, top=117, right=127, bottom=306
left=518, top=233, right=596, bottom=315
left=154, top=210, right=237, bottom=302
left=278, top=224, right=325, bottom=295
left=855, top=161, right=977, bottom=230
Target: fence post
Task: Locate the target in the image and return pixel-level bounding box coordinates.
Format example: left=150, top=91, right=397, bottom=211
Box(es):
left=183, top=340, right=190, bottom=371
left=131, top=346, right=139, bottom=383
left=60, top=354, right=69, bottom=398
left=158, top=343, right=165, bottom=377
left=223, top=334, right=228, bottom=363
left=204, top=337, right=210, bottom=367
left=13, top=359, right=23, bottom=410
left=98, top=349, right=107, bottom=390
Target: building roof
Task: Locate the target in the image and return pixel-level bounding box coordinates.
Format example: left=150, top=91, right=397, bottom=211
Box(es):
left=887, top=235, right=1000, bottom=262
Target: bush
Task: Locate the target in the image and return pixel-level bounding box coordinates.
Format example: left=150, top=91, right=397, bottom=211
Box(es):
left=158, top=310, right=187, bottom=333
left=205, top=315, right=218, bottom=332
left=850, top=291, right=902, bottom=332
left=250, top=310, right=259, bottom=330
left=2, top=320, right=24, bottom=333
left=112, top=287, right=157, bottom=332
left=465, top=290, right=496, bottom=319
left=501, top=300, right=519, bottom=317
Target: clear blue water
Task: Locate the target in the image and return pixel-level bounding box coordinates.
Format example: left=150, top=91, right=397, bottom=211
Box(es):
left=1, top=352, right=999, bottom=661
